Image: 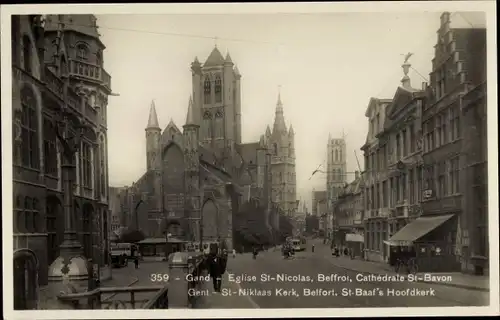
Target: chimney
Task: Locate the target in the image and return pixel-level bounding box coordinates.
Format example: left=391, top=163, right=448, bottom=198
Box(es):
left=355, top=171, right=360, bottom=180
left=421, top=82, right=427, bottom=90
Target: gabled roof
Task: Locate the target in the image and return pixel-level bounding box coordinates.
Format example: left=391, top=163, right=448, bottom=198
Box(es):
left=203, top=46, right=225, bottom=67
left=385, top=85, right=424, bottom=123
left=364, top=97, right=392, bottom=118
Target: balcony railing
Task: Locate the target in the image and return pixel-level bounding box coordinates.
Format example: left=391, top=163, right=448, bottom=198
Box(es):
left=44, top=67, right=64, bottom=98
left=69, top=59, right=112, bottom=90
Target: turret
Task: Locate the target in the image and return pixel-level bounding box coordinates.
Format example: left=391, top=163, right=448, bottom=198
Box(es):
left=145, top=100, right=161, bottom=171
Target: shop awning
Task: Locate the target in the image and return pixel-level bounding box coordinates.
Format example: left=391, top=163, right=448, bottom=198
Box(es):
left=389, top=214, right=455, bottom=243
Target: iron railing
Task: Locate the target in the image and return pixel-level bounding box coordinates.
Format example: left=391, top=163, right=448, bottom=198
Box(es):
left=57, top=254, right=209, bottom=309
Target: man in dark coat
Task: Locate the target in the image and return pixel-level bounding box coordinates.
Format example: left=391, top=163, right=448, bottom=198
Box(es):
left=208, top=250, right=223, bottom=292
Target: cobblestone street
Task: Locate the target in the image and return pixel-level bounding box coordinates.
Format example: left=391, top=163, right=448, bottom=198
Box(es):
left=197, top=241, right=489, bottom=308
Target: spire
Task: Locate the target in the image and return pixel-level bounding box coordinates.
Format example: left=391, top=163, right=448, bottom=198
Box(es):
left=204, top=46, right=225, bottom=67
left=234, top=65, right=241, bottom=79
left=147, top=100, right=160, bottom=129
left=288, top=124, right=294, bottom=136
left=273, top=92, right=287, bottom=134
left=224, top=51, right=233, bottom=65
left=185, top=95, right=196, bottom=126
left=265, top=125, right=272, bottom=136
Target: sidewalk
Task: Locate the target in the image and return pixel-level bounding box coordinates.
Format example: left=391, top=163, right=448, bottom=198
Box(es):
left=195, top=257, right=259, bottom=309
left=317, top=244, right=489, bottom=292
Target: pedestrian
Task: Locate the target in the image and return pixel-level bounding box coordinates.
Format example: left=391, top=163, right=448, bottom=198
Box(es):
left=208, top=251, right=223, bottom=292
left=232, top=248, right=236, bottom=259
left=344, top=247, right=349, bottom=256
left=311, top=244, right=315, bottom=253
left=134, top=256, right=139, bottom=269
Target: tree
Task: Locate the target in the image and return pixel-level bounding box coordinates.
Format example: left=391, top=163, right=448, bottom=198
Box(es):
left=119, top=228, right=146, bottom=243
left=233, top=199, right=272, bottom=250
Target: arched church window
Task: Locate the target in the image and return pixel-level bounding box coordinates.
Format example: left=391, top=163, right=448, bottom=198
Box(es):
left=204, top=77, right=211, bottom=104
left=203, top=111, right=212, bottom=140
left=335, top=149, right=339, bottom=162
left=96, top=50, right=103, bottom=66
left=273, top=143, right=278, bottom=155
left=339, top=149, right=343, bottom=162
left=214, top=75, right=222, bottom=103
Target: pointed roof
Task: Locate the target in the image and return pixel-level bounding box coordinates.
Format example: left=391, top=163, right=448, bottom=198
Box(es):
left=273, top=93, right=287, bottom=134
left=184, top=96, right=197, bottom=126
left=225, top=52, right=233, bottom=64
left=288, top=124, right=294, bottom=135
left=204, top=46, right=225, bottom=67
left=147, top=100, right=160, bottom=129
left=234, top=65, right=241, bottom=77
left=265, top=125, right=272, bottom=136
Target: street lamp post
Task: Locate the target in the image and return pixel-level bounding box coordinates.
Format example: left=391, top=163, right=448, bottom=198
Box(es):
left=47, top=107, right=91, bottom=292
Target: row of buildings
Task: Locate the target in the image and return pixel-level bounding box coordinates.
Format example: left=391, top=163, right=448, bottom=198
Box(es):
left=110, top=45, right=298, bottom=250
left=317, top=12, right=488, bottom=274
left=11, top=14, right=114, bottom=309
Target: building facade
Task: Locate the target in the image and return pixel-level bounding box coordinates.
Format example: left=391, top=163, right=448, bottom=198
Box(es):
left=119, top=47, right=295, bottom=247
left=420, top=12, right=487, bottom=273
left=361, top=97, right=392, bottom=262
left=12, top=14, right=112, bottom=309
left=332, top=171, right=364, bottom=255
left=376, top=61, right=426, bottom=252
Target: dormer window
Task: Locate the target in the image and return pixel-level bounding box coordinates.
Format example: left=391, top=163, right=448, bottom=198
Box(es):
left=76, top=44, right=89, bottom=61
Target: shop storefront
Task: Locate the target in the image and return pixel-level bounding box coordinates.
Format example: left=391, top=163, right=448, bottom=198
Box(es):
left=388, top=214, right=460, bottom=272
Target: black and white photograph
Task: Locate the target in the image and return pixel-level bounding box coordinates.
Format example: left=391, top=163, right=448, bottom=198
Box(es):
left=1, top=2, right=498, bottom=319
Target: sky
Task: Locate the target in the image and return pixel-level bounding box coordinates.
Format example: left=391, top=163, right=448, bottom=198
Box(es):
left=98, top=10, right=486, bottom=209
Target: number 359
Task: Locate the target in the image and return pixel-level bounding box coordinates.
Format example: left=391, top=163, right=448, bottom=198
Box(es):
left=150, top=274, right=169, bottom=282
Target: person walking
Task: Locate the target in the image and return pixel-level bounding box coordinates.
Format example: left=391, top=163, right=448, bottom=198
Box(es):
left=208, top=250, right=223, bottom=292
left=134, top=256, right=139, bottom=269
left=232, top=248, right=236, bottom=259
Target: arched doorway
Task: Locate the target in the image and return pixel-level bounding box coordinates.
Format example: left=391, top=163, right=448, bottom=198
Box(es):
left=201, top=199, right=219, bottom=241
left=46, top=195, right=63, bottom=265
left=13, top=249, right=38, bottom=310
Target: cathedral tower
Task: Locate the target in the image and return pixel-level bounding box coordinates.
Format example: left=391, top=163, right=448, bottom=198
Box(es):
left=327, top=135, right=347, bottom=205
left=191, top=46, right=242, bottom=154
left=267, top=94, right=297, bottom=218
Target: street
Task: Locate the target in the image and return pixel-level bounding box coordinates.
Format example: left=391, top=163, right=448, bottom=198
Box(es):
left=209, top=246, right=489, bottom=308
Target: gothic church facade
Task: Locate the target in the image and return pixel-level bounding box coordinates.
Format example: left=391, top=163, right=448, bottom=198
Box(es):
left=122, top=47, right=297, bottom=248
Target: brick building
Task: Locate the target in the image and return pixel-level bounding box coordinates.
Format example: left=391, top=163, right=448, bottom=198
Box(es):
left=361, top=97, right=392, bottom=262
left=419, top=12, right=486, bottom=272
left=376, top=60, right=426, bottom=254
left=11, top=15, right=112, bottom=309
left=332, top=171, right=364, bottom=256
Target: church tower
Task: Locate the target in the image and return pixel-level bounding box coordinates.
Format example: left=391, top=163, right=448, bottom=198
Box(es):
left=191, top=46, right=242, bottom=155
left=268, top=93, right=297, bottom=218
left=327, top=135, right=347, bottom=205
left=183, top=96, right=201, bottom=241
